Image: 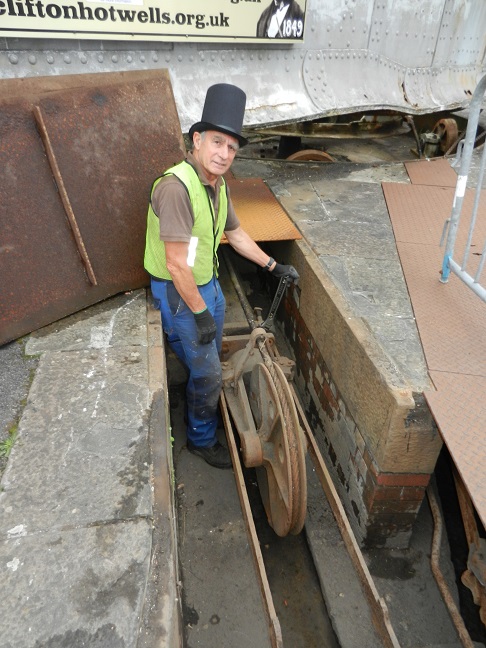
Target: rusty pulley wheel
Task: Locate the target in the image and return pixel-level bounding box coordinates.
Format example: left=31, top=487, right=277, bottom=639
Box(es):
left=432, top=118, right=459, bottom=153
left=249, top=361, right=307, bottom=536
left=286, top=149, right=335, bottom=162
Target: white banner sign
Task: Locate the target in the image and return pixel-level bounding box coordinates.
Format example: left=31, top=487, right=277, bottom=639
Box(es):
left=0, top=0, right=307, bottom=41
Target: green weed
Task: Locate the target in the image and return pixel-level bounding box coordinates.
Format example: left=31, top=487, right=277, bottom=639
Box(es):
left=0, top=427, right=18, bottom=458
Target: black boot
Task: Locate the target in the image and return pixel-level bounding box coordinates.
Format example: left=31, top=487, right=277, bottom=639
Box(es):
left=187, top=440, right=232, bottom=469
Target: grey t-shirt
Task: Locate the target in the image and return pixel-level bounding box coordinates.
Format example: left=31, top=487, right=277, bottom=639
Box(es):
left=151, top=152, right=240, bottom=243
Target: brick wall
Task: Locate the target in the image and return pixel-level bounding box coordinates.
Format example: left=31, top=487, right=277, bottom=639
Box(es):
left=279, top=271, right=438, bottom=548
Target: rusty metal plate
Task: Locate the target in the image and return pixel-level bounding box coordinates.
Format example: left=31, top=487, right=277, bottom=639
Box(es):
left=383, top=183, right=486, bottom=250
left=387, top=238, right=486, bottom=376
left=405, top=158, right=459, bottom=187
left=425, top=372, right=486, bottom=529
left=0, top=70, right=186, bottom=345
left=223, top=176, right=302, bottom=243
left=383, top=178, right=486, bottom=528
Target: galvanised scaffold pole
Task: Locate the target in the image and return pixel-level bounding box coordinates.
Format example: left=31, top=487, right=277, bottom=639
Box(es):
left=441, top=73, right=486, bottom=303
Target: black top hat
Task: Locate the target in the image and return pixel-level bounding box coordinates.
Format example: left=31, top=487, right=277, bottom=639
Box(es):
left=189, top=83, right=248, bottom=147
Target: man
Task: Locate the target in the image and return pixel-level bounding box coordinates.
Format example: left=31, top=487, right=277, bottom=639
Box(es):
left=144, top=83, right=298, bottom=469
left=256, top=0, right=305, bottom=39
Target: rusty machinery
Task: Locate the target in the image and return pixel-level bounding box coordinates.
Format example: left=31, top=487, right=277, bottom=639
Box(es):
left=219, top=250, right=307, bottom=538
left=217, top=249, right=401, bottom=648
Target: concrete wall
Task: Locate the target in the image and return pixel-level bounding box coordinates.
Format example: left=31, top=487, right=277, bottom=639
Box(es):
left=272, top=239, right=442, bottom=549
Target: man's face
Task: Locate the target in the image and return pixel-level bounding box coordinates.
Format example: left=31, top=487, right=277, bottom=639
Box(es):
left=192, top=130, right=239, bottom=183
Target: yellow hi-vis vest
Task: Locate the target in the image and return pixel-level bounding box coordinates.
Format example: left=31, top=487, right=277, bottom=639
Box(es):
left=144, top=161, right=228, bottom=285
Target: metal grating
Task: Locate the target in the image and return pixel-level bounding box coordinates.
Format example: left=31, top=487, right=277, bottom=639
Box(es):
left=224, top=176, right=302, bottom=243
left=383, top=163, right=486, bottom=528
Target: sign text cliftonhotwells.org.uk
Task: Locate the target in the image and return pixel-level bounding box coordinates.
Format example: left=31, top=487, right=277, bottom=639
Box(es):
left=0, top=0, right=307, bottom=42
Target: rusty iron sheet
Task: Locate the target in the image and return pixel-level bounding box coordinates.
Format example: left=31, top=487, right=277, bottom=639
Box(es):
left=383, top=174, right=486, bottom=528
left=223, top=176, right=302, bottom=243
left=383, top=183, right=486, bottom=254
left=0, top=70, right=186, bottom=345
left=404, top=158, right=459, bottom=187
left=425, top=372, right=486, bottom=529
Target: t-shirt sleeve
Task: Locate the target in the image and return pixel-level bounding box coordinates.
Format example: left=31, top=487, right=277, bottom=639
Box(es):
left=151, top=176, right=194, bottom=243
left=224, top=187, right=240, bottom=231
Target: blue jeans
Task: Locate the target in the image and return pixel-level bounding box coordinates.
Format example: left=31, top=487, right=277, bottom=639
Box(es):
left=151, top=276, right=226, bottom=448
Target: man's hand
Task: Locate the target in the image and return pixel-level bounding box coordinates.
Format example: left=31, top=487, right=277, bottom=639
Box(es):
left=270, top=263, right=300, bottom=283
left=193, top=308, right=217, bottom=345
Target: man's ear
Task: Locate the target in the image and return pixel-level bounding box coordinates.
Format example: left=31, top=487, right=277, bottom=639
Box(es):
left=193, top=132, right=201, bottom=150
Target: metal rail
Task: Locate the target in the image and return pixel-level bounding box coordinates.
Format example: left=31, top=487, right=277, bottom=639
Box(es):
left=220, top=394, right=284, bottom=648
left=220, top=350, right=402, bottom=648
left=440, top=73, right=486, bottom=302
left=33, top=105, right=98, bottom=286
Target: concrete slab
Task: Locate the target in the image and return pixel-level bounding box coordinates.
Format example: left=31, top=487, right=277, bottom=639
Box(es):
left=362, top=315, right=429, bottom=390
left=0, top=345, right=151, bottom=534
left=170, top=379, right=273, bottom=648
left=0, top=289, right=180, bottom=648
left=24, top=291, right=148, bottom=353
left=319, top=255, right=414, bottom=318
left=1, top=521, right=151, bottom=648
left=0, top=340, right=39, bottom=476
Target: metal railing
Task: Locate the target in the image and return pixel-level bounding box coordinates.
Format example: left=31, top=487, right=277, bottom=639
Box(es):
left=440, top=73, right=486, bottom=302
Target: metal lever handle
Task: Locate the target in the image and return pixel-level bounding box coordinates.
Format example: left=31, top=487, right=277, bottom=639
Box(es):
left=261, top=276, right=291, bottom=331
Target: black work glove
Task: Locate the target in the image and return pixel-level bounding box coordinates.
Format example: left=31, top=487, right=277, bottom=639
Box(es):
left=270, top=263, right=300, bottom=284
left=193, top=308, right=217, bottom=345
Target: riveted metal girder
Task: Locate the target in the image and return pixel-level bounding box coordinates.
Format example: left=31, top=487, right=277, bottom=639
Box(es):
left=0, top=70, right=186, bottom=345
